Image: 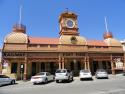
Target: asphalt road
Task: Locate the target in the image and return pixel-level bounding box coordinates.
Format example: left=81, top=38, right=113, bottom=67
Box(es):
left=0, top=75, right=125, bottom=94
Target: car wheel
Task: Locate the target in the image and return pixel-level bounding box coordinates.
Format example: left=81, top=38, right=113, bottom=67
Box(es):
left=11, top=80, right=15, bottom=85
left=33, top=83, right=36, bottom=85
left=80, top=78, right=83, bottom=81
left=53, top=77, right=55, bottom=81
left=56, top=80, right=59, bottom=83
left=106, top=77, right=108, bottom=79
left=67, top=77, right=70, bottom=82
left=71, top=77, right=73, bottom=81
left=45, top=78, right=48, bottom=84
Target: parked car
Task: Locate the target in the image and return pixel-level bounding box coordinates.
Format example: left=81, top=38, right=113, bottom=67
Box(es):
left=31, top=72, right=54, bottom=84
left=79, top=69, right=93, bottom=80
left=0, top=74, right=16, bottom=86
left=95, top=69, right=108, bottom=79
left=55, top=69, right=73, bottom=83
left=123, top=71, right=125, bottom=76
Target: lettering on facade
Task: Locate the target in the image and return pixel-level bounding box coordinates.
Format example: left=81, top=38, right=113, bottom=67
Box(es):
left=3, top=52, right=25, bottom=57
left=63, top=53, right=85, bottom=57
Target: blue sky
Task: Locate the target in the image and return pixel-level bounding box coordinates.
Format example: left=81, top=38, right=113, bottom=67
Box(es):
left=0, top=0, right=125, bottom=48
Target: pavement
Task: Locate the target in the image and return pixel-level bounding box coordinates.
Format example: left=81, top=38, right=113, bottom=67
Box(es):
left=0, top=74, right=125, bottom=94
left=16, top=73, right=124, bottom=84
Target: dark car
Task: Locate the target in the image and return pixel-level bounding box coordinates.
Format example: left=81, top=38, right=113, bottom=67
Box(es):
left=123, top=71, right=125, bottom=76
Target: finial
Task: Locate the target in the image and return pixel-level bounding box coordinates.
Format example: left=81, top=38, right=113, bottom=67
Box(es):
left=19, top=0, right=23, bottom=24
left=104, top=17, right=109, bottom=33
left=12, top=0, right=26, bottom=33
left=103, top=17, right=113, bottom=39
left=19, top=5, right=22, bottom=24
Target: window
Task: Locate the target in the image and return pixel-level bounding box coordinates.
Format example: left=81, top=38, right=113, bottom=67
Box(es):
left=70, top=62, right=74, bottom=70
left=41, top=63, right=45, bottom=72
left=88, top=46, right=94, bottom=48
left=11, top=63, right=17, bottom=73
left=95, top=46, right=101, bottom=48
left=77, top=62, right=81, bottom=70
left=63, top=53, right=73, bottom=56
left=40, top=44, right=48, bottom=47
left=50, top=45, right=58, bottom=48
left=29, top=44, right=37, bottom=47
left=76, top=53, right=84, bottom=56
left=103, top=46, right=108, bottom=48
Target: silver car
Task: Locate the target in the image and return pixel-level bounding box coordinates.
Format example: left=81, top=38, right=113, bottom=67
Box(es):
left=31, top=72, right=54, bottom=84
left=55, top=69, right=73, bottom=83
left=95, top=69, right=108, bottom=79
left=79, top=69, right=93, bottom=80
left=0, top=75, right=16, bottom=86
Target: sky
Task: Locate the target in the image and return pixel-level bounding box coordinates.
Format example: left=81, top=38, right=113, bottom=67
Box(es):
left=0, top=0, right=125, bottom=48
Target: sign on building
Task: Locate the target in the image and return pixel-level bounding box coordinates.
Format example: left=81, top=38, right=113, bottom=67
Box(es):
left=115, top=58, right=123, bottom=69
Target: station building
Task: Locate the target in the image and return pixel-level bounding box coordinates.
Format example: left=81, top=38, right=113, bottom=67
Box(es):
left=1, top=12, right=125, bottom=80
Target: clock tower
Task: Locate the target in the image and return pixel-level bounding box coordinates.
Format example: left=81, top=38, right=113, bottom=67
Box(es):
left=59, top=11, right=79, bottom=36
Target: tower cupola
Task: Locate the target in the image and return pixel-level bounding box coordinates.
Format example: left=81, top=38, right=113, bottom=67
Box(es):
left=59, top=10, right=79, bottom=36
left=13, top=24, right=26, bottom=33
left=103, top=31, right=113, bottom=39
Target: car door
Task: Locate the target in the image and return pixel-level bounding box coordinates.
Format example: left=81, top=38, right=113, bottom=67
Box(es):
left=67, top=70, right=72, bottom=79
left=3, top=75, right=11, bottom=84
left=48, top=73, right=51, bottom=81
left=0, top=75, right=5, bottom=86
left=47, top=73, right=53, bottom=81
left=49, top=73, right=54, bottom=81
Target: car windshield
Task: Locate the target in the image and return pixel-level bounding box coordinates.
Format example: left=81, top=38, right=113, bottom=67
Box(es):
left=80, top=70, right=89, bottom=73
left=0, top=75, right=3, bottom=78
left=36, top=72, right=45, bottom=76
left=56, top=70, right=66, bottom=73
left=97, top=69, right=106, bottom=72
left=0, top=75, right=9, bottom=78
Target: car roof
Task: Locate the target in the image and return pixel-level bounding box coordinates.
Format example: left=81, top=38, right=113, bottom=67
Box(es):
left=96, top=69, right=106, bottom=71
left=38, top=72, right=49, bottom=74
left=80, top=69, right=90, bottom=72
left=57, top=69, right=68, bottom=70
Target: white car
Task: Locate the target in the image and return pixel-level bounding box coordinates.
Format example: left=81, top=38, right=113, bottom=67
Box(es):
left=31, top=72, right=54, bottom=84
left=79, top=69, right=93, bottom=80
left=0, top=75, right=16, bottom=86
left=95, top=69, right=108, bottom=79
left=55, top=69, right=73, bottom=83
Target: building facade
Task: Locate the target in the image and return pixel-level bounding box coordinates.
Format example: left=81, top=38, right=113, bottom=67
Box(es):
left=2, top=12, right=125, bottom=80
left=121, top=40, right=125, bottom=51
left=0, top=57, right=1, bottom=74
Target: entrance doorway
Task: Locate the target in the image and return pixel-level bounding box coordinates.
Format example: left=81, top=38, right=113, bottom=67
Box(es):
left=65, top=60, right=81, bottom=76
left=32, top=62, right=36, bottom=76
left=41, top=63, right=45, bottom=72
left=92, top=61, right=111, bottom=74
left=92, top=61, right=99, bottom=73
left=40, top=62, right=58, bottom=74
left=50, top=62, right=55, bottom=74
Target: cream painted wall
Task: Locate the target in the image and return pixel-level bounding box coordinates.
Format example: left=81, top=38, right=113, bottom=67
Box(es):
left=121, top=40, right=125, bottom=51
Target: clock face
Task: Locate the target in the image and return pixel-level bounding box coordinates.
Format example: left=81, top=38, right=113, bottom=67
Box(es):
left=66, top=19, right=75, bottom=28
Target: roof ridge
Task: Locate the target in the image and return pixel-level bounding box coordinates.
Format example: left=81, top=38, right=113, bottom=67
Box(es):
left=29, top=36, right=59, bottom=39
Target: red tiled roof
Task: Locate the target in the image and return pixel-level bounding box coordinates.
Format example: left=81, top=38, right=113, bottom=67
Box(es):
left=28, top=36, right=107, bottom=46
left=29, top=37, right=59, bottom=44
left=87, top=40, right=107, bottom=46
